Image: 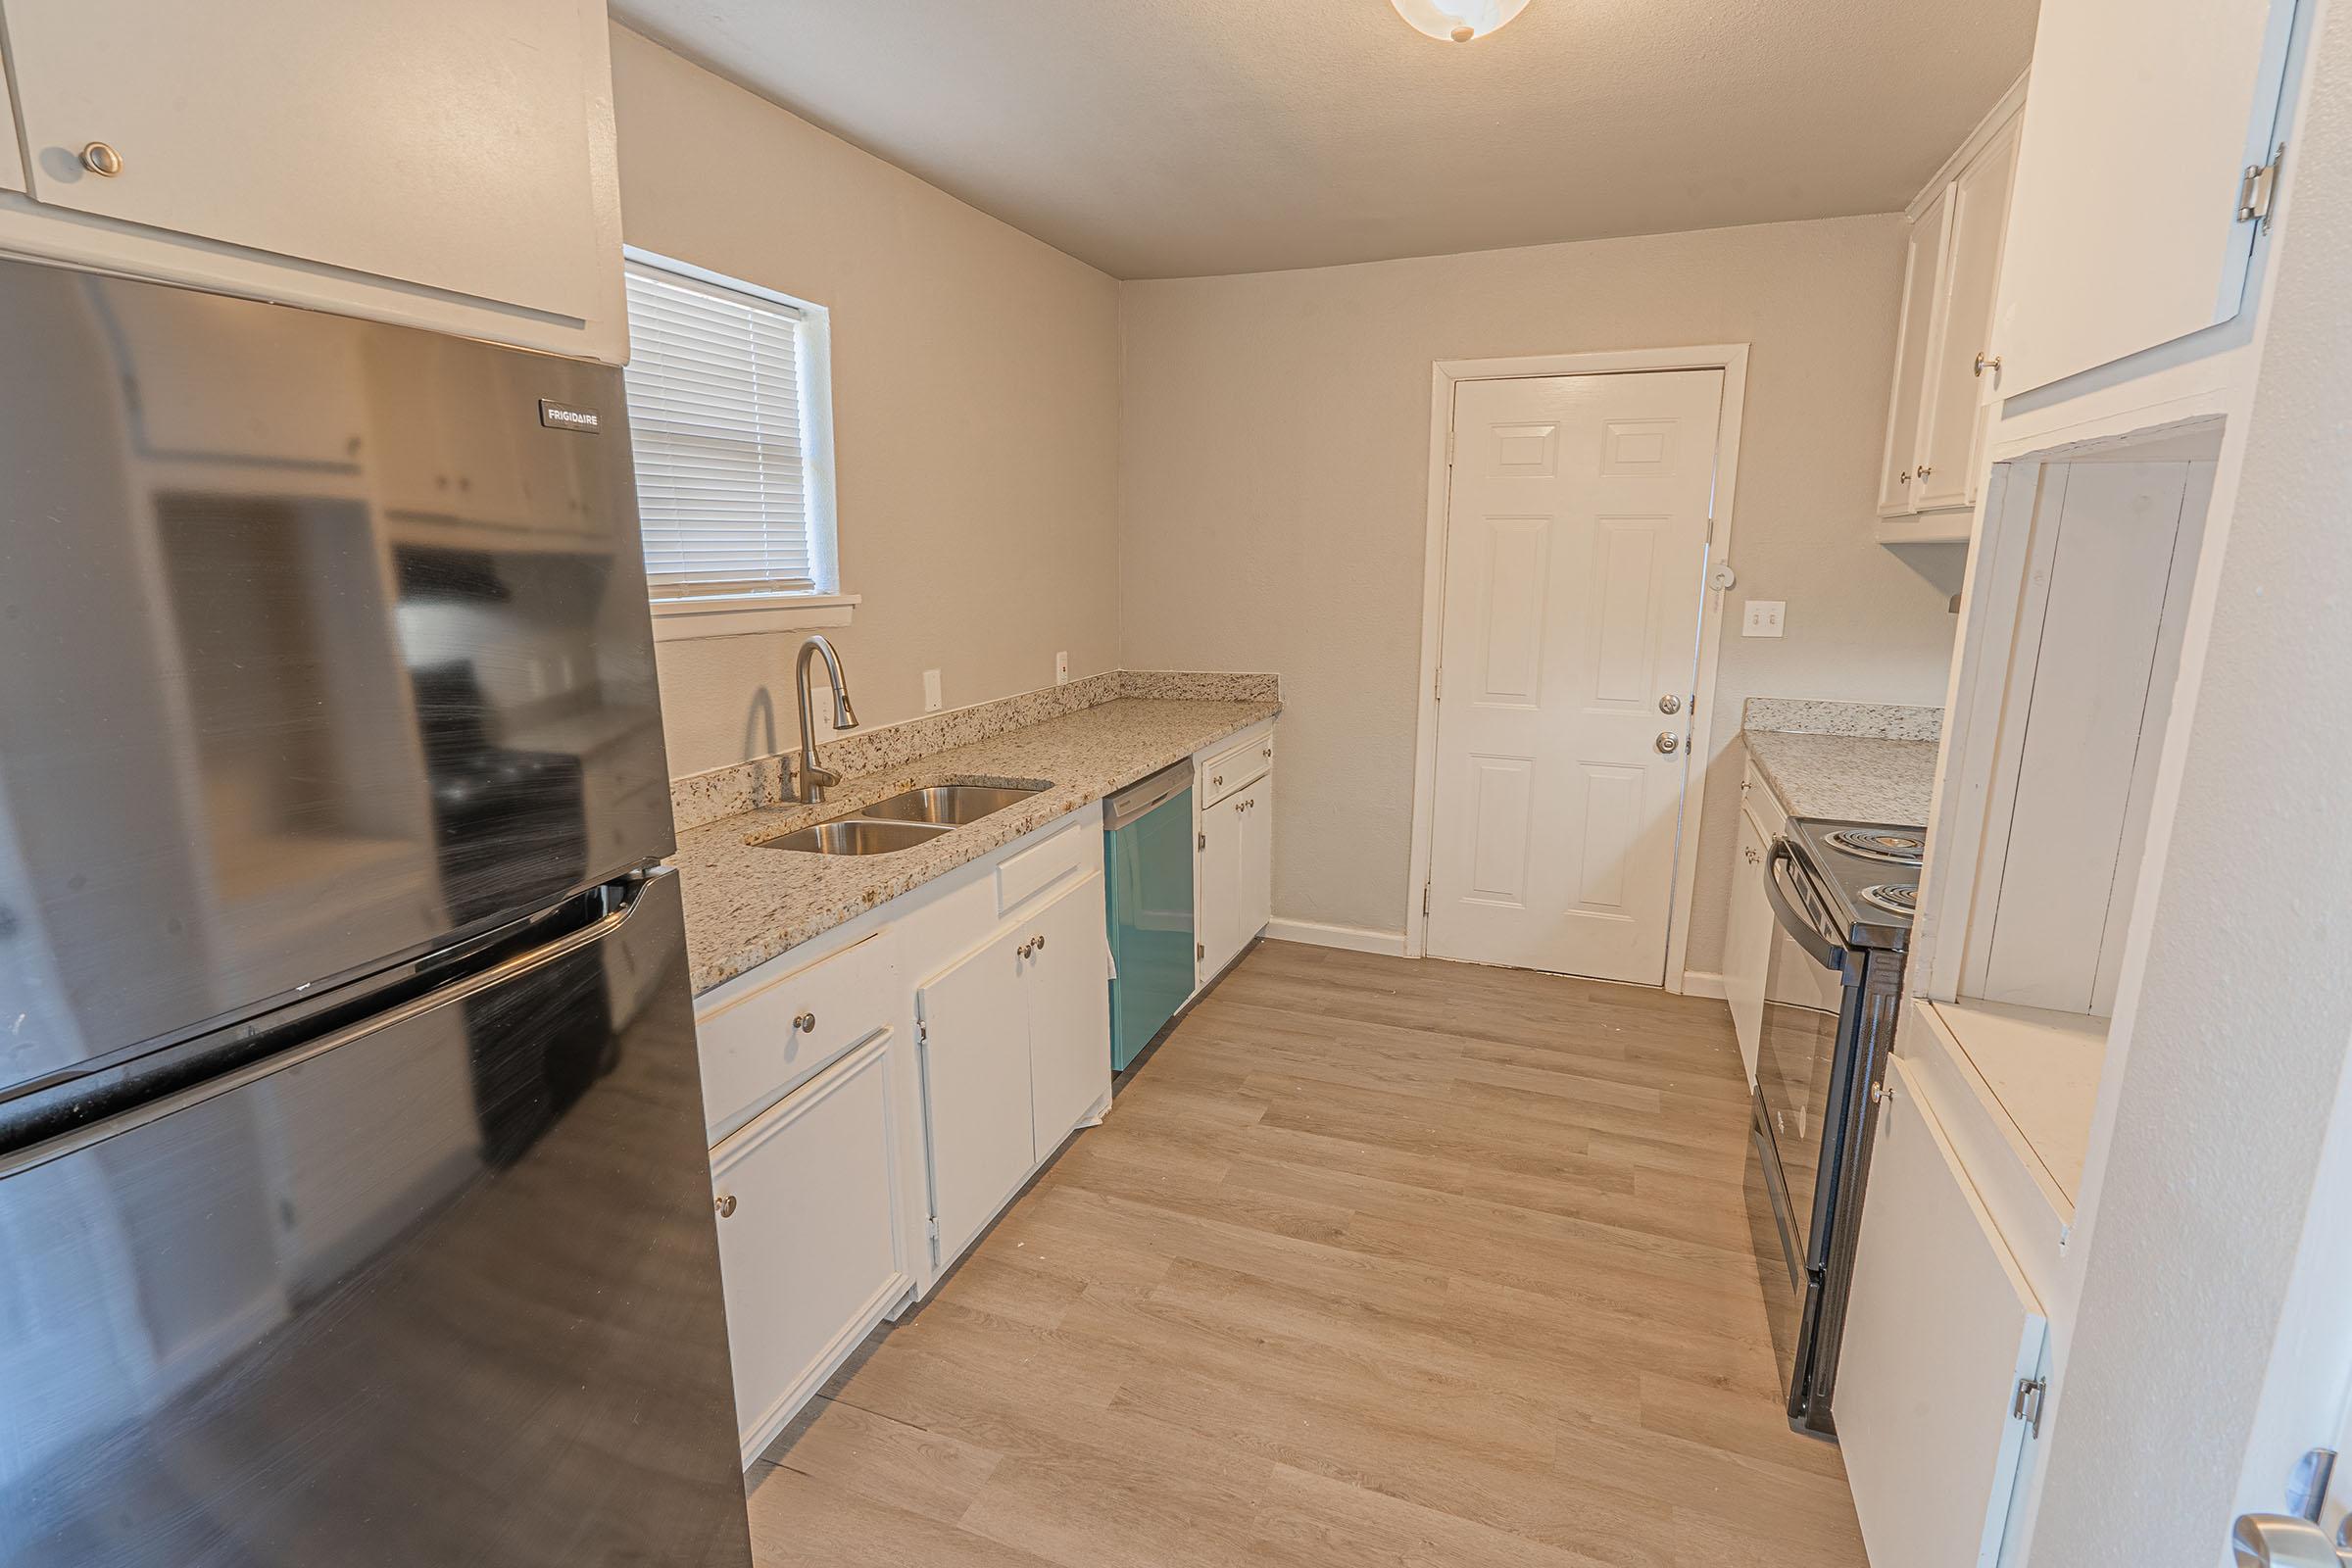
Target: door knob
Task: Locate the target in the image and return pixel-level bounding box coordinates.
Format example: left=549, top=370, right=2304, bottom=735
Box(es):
left=1658, top=694, right=1682, bottom=714
left=1654, top=731, right=1682, bottom=755
left=2231, top=1514, right=2351, bottom=1568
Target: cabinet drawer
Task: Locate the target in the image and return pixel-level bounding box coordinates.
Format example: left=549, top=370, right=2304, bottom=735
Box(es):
left=1200, top=729, right=1274, bottom=808
left=696, top=929, right=899, bottom=1144
left=996, top=816, right=1093, bottom=917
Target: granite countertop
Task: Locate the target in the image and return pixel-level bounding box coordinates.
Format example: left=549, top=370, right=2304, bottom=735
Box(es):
left=671, top=696, right=1278, bottom=995
left=1742, top=728, right=1939, bottom=827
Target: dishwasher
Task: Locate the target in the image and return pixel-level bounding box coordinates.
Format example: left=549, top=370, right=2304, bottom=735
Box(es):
left=1103, top=760, right=1197, bottom=1071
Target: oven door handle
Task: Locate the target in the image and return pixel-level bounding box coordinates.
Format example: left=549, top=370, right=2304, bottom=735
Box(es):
left=1764, top=837, right=1850, bottom=973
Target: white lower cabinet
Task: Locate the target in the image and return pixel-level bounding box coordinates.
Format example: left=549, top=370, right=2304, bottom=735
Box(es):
left=1723, top=804, right=1773, bottom=1086
left=1838, top=1055, right=2049, bottom=1568
left=918, top=866, right=1112, bottom=1268
left=710, top=1030, right=912, bottom=1464
left=1196, top=726, right=1274, bottom=985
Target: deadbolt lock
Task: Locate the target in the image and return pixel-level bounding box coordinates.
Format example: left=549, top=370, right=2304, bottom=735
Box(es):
left=1658, top=694, right=1682, bottom=714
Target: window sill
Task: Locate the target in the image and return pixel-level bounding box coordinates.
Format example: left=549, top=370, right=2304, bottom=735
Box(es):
left=648, top=592, right=860, bottom=643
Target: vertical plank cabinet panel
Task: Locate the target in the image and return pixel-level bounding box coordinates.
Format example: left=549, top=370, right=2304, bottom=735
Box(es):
left=0, top=42, right=24, bottom=194
left=1916, top=116, right=2023, bottom=514
left=710, top=1031, right=911, bottom=1464
left=1994, top=0, right=2296, bottom=395
left=1838, top=1057, right=2048, bottom=1568
left=1240, top=773, right=1275, bottom=942
left=917, top=926, right=1038, bottom=1264
left=1878, top=190, right=1951, bottom=516
left=1022, top=871, right=1112, bottom=1154
left=1975, top=462, right=2199, bottom=1011
left=2, top=0, right=602, bottom=322
left=1723, top=808, right=1773, bottom=1086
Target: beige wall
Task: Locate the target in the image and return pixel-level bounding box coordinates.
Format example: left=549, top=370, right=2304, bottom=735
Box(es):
left=610, top=26, right=1122, bottom=779
left=1115, top=217, right=1960, bottom=968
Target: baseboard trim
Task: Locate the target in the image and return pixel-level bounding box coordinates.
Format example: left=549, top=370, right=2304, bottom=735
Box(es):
left=1264, top=918, right=1408, bottom=957
left=1680, top=969, right=1727, bottom=1000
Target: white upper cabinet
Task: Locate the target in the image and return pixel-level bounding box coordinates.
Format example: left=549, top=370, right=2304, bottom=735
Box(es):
left=0, top=0, right=624, bottom=362
left=1993, top=0, right=2299, bottom=397
left=1879, top=86, right=2022, bottom=531
left=0, top=41, right=24, bottom=194
left=1916, top=115, right=2021, bottom=514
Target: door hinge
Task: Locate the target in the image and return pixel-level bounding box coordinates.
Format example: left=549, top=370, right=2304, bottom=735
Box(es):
left=1422, top=883, right=1432, bottom=917
left=1197, top=830, right=1206, bottom=851
left=2238, top=142, right=2284, bottom=230
left=1446, top=428, right=1456, bottom=467
left=1433, top=664, right=1443, bottom=703
left=926, top=1216, right=942, bottom=1266
left=916, top=1018, right=929, bottom=1047
left=1197, top=941, right=1205, bottom=960
left=2012, top=1376, right=2048, bottom=1438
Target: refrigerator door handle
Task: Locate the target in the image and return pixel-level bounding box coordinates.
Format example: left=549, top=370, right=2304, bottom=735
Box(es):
left=1, top=877, right=658, bottom=1180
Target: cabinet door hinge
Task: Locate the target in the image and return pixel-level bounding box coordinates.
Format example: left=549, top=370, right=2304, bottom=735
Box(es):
left=1446, top=428, right=1456, bottom=467
left=926, top=1216, right=942, bottom=1266
left=1432, top=664, right=1443, bottom=703
left=2238, top=142, right=2285, bottom=230
left=916, top=1018, right=929, bottom=1047
left=1197, top=941, right=1205, bottom=961
left=2012, top=1376, right=2048, bottom=1438
left=1422, top=883, right=1432, bottom=917
left=1197, top=830, right=1206, bottom=851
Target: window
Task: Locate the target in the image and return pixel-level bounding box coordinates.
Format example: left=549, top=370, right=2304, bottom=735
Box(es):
left=620, top=250, right=848, bottom=638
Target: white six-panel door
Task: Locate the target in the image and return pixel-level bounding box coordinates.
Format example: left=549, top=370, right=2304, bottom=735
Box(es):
left=1425, top=369, right=1722, bottom=985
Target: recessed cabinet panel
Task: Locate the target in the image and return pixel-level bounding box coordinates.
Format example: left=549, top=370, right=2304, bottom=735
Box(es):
left=1917, top=116, right=2022, bottom=514
left=1995, top=0, right=2296, bottom=395
left=1239, top=774, right=1274, bottom=940
left=4, top=0, right=603, bottom=322
left=1878, top=191, right=1950, bottom=517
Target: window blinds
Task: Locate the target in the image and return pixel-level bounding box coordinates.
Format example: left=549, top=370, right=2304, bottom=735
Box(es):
left=621, top=260, right=813, bottom=597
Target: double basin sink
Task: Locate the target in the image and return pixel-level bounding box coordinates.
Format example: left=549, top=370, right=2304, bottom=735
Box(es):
left=751, top=782, right=1050, bottom=856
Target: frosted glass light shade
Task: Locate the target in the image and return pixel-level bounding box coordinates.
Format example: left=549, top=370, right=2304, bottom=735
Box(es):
left=1389, top=0, right=1531, bottom=43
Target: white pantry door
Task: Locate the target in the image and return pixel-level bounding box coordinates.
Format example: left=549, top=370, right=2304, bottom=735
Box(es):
left=1425, top=369, right=1721, bottom=984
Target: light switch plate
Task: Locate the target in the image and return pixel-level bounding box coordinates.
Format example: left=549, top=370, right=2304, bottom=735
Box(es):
left=1742, top=600, right=1787, bottom=638
left=923, top=669, right=942, bottom=711
left=1055, top=651, right=1070, bottom=684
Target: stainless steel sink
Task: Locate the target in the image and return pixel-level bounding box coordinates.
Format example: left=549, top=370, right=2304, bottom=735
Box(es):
left=860, top=783, right=1048, bottom=826
left=753, top=819, right=953, bottom=856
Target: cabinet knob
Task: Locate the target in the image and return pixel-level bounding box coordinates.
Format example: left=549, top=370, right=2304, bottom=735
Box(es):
left=714, top=1194, right=737, bottom=1218
left=1262, top=746, right=1272, bottom=758
left=1899, top=469, right=1911, bottom=484
left=79, top=142, right=124, bottom=178
left=1917, top=464, right=1936, bottom=478
left=1035, top=933, right=1047, bottom=952
left=1211, top=773, right=1223, bottom=787
left=1017, top=938, right=1036, bottom=958
left=1974, top=351, right=2003, bottom=378
left=792, top=1010, right=816, bottom=1034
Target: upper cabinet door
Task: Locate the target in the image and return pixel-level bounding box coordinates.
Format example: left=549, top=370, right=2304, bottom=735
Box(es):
left=0, top=40, right=24, bottom=194
left=1916, top=118, right=2023, bottom=514
left=2, top=0, right=602, bottom=322
left=1994, top=0, right=2299, bottom=396
left=1878, top=190, right=1950, bottom=517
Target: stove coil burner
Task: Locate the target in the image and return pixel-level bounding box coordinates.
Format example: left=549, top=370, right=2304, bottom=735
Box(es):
left=1858, top=883, right=1919, bottom=917
left=1827, top=828, right=1927, bottom=866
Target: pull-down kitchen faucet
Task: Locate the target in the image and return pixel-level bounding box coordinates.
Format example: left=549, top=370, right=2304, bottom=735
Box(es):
left=788, top=633, right=858, bottom=804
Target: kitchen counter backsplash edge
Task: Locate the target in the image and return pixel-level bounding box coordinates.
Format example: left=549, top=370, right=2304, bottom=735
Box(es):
left=671, top=669, right=1280, bottom=831
left=1741, top=696, right=1943, bottom=742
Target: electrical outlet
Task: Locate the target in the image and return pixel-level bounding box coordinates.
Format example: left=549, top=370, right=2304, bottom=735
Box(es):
left=1742, top=600, right=1787, bottom=638
left=1055, top=651, right=1070, bottom=684
left=923, top=668, right=942, bottom=712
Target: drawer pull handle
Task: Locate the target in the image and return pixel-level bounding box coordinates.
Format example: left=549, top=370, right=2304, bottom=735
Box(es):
left=714, top=1194, right=737, bottom=1218
left=1211, top=773, right=1223, bottom=787
left=792, top=1010, right=816, bottom=1034
left=80, top=141, right=124, bottom=177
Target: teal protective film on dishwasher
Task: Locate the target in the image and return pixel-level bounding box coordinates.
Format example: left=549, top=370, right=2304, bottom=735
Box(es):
left=1105, top=784, right=1195, bottom=1071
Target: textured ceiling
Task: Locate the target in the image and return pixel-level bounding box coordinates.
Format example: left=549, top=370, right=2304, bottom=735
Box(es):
left=612, top=0, right=2039, bottom=280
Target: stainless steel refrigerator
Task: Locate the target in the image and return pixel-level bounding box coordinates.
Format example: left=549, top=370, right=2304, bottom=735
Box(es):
left=0, top=256, right=753, bottom=1566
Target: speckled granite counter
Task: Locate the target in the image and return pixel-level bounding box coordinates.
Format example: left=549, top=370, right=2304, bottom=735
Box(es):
left=670, top=697, right=1277, bottom=994
left=1742, top=729, right=1938, bottom=827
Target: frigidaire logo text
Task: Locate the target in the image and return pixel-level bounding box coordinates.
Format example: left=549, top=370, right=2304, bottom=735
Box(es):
left=538, top=400, right=601, bottom=432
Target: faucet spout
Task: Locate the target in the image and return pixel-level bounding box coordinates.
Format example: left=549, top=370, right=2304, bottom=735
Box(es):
left=791, top=634, right=858, bottom=803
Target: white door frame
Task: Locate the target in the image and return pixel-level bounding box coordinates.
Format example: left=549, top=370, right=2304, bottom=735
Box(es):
left=1402, top=345, right=1750, bottom=992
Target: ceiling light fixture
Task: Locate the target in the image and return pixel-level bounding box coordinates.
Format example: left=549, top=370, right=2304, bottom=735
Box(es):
left=1389, top=0, right=1530, bottom=43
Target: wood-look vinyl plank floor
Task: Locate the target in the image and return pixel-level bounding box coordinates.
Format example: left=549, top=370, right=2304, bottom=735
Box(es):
left=747, top=940, right=1868, bottom=1567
